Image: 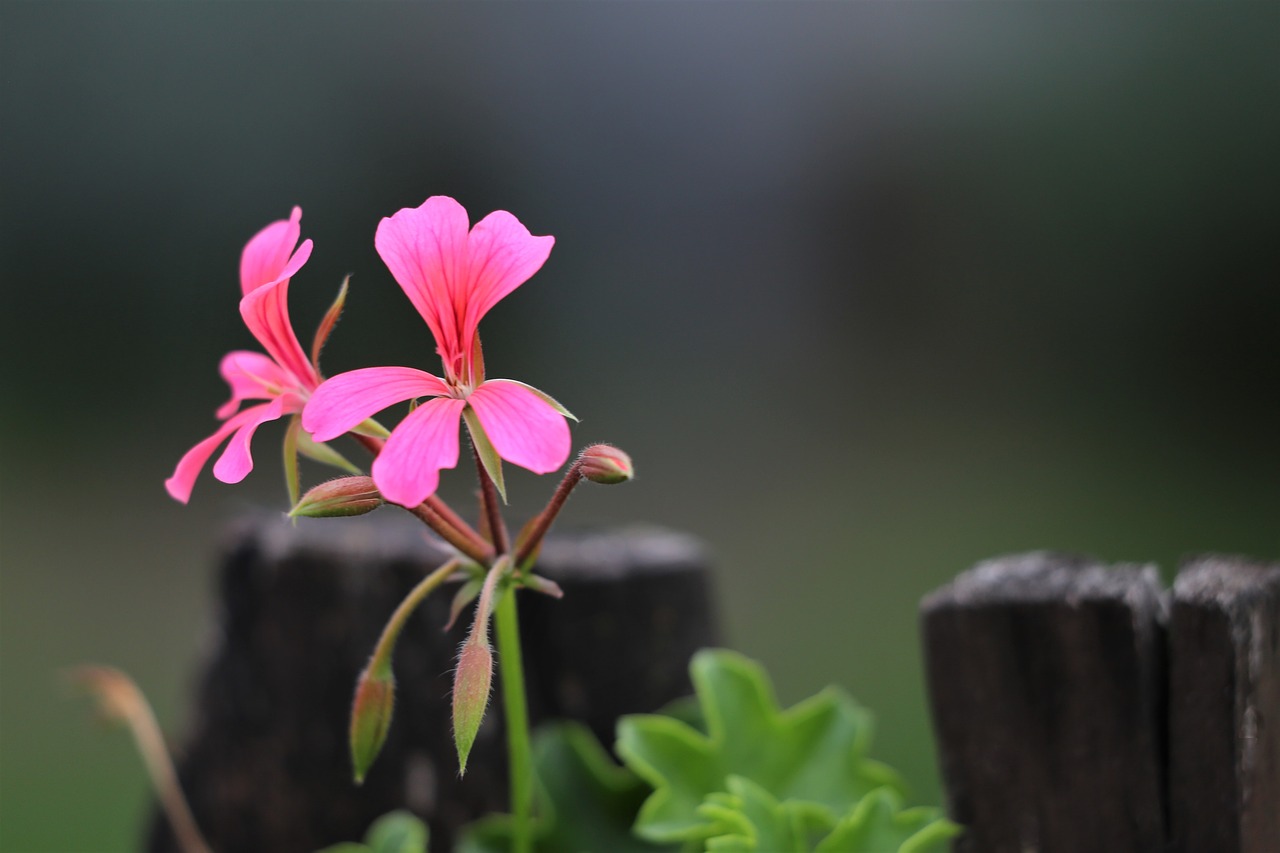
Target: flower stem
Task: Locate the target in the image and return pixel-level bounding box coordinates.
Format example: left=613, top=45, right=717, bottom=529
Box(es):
left=494, top=582, right=534, bottom=853
left=514, top=462, right=583, bottom=569
left=369, top=559, right=462, bottom=677
left=70, top=668, right=211, bottom=853
left=407, top=502, right=494, bottom=566
left=475, top=447, right=510, bottom=555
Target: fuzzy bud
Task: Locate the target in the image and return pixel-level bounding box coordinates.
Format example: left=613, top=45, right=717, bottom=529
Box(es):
left=579, top=445, right=634, bottom=485
left=291, top=476, right=383, bottom=518
left=452, top=640, right=494, bottom=775
left=350, top=667, right=396, bottom=785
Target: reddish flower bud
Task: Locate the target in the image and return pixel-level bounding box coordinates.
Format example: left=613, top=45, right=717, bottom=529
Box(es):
left=579, top=445, right=634, bottom=485
left=290, top=476, right=383, bottom=518
left=452, top=640, right=494, bottom=775
left=350, top=666, right=395, bottom=785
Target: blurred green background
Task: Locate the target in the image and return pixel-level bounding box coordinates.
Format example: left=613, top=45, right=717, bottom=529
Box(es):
left=2, top=3, right=1278, bottom=850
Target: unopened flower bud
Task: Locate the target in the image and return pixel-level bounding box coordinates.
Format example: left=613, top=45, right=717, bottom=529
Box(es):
left=350, top=666, right=395, bottom=785
left=452, top=640, right=494, bottom=775
left=579, top=445, right=634, bottom=485
left=291, top=476, right=383, bottom=518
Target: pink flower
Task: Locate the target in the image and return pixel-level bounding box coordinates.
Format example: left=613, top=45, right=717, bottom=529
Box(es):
left=166, top=207, right=322, bottom=503
left=302, top=196, right=572, bottom=508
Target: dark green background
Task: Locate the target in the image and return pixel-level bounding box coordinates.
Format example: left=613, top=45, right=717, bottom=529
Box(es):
left=3, top=4, right=1278, bottom=850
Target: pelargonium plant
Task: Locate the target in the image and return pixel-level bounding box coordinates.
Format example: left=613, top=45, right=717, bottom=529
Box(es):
left=167, top=196, right=632, bottom=851
left=75, top=196, right=955, bottom=853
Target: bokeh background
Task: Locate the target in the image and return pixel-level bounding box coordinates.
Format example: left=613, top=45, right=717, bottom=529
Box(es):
left=3, top=3, right=1279, bottom=850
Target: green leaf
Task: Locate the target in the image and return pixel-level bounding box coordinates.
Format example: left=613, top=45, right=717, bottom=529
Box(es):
left=815, top=789, right=957, bottom=853
left=316, top=810, right=429, bottom=853
left=617, top=650, right=902, bottom=844
left=457, top=722, right=676, bottom=853
left=366, top=810, right=429, bottom=853
left=697, top=776, right=823, bottom=852
left=695, top=780, right=956, bottom=853
left=462, top=405, right=506, bottom=502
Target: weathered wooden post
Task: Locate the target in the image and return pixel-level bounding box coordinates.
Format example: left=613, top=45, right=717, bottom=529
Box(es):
left=1168, top=555, right=1280, bottom=853
left=923, top=550, right=1280, bottom=853
left=146, top=516, right=717, bottom=853
left=921, top=552, right=1168, bottom=853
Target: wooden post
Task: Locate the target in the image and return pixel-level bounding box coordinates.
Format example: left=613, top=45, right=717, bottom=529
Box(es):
left=146, top=516, right=717, bottom=853
left=1168, top=555, right=1280, bottom=853
left=921, top=552, right=1168, bottom=853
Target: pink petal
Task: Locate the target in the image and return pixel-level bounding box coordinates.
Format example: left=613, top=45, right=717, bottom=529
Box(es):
left=166, top=401, right=277, bottom=503
left=372, top=396, right=468, bottom=507
left=467, top=379, right=571, bottom=475
left=211, top=395, right=296, bottom=485
left=216, top=350, right=292, bottom=418
left=374, top=197, right=471, bottom=367
left=462, top=211, right=554, bottom=356
left=302, top=366, right=451, bottom=442
left=239, top=207, right=313, bottom=295
left=239, top=278, right=318, bottom=390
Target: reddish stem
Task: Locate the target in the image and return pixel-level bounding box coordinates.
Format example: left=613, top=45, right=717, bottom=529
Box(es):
left=514, top=462, right=584, bottom=569
left=475, top=448, right=510, bottom=555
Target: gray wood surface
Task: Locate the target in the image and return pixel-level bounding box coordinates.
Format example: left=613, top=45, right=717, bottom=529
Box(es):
left=1168, top=555, right=1280, bottom=853
left=921, top=552, right=1168, bottom=853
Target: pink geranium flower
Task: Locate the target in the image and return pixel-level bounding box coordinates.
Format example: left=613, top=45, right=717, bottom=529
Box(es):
left=166, top=207, right=322, bottom=503
left=302, top=196, right=572, bottom=508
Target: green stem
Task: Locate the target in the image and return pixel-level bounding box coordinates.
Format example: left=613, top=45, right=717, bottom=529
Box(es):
left=495, top=582, right=534, bottom=853
left=369, top=559, right=461, bottom=677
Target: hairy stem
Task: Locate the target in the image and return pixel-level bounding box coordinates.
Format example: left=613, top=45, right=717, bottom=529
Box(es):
left=475, top=446, right=510, bottom=555
left=369, top=559, right=462, bottom=677
left=514, top=462, right=584, bottom=569
left=495, top=584, right=534, bottom=853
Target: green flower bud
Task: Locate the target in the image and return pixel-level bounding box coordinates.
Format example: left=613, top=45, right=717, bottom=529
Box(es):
left=291, top=476, right=383, bottom=518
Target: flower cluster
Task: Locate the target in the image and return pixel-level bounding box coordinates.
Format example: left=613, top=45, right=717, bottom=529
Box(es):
left=168, top=196, right=634, bottom=791
left=168, top=197, right=575, bottom=509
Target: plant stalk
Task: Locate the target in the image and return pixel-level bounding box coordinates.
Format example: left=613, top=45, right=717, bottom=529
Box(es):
left=369, top=559, right=461, bottom=677
left=475, top=446, right=510, bottom=555
left=495, top=582, right=534, bottom=853
left=514, top=462, right=583, bottom=569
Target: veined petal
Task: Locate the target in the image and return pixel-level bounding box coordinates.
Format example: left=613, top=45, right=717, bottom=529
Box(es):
left=211, top=394, right=298, bottom=485
left=239, top=206, right=313, bottom=295
left=467, top=379, right=571, bottom=475
left=239, top=278, right=317, bottom=390
left=166, top=401, right=277, bottom=503
left=375, top=197, right=471, bottom=366
left=302, top=366, right=450, bottom=443
left=372, top=396, right=468, bottom=507
left=462, top=211, right=554, bottom=356
left=216, top=350, right=292, bottom=418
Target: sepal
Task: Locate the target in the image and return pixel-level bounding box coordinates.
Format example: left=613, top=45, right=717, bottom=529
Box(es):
left=311, top=276, right=350, bottom=371
left=463, top=406, right=506, bottom=502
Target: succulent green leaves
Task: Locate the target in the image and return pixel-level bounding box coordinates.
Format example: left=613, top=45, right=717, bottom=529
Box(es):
left=617, top=649, right=902, bottom=845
